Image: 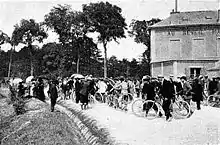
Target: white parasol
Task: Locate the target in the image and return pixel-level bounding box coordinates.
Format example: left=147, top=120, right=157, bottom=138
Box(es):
left=26, top=76, right=34, bottom=83
left=12, top=78, right=23, bottom=84
left=71, top=74, right=84, bottom=79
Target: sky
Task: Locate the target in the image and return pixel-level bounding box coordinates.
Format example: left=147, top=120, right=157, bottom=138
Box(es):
left=0, top=0, right=219, bottom=60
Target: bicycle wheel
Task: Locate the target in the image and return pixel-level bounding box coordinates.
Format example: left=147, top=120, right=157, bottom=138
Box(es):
left=94, top=92, right=103, bottom=103
left=207, top=95, right=218, bottom=107
left=131, top=99, right=145, bottom=117
left=173, top=100, right=190, bottom=118
left=89, top=95, right=95, bottom=104
left=127, top=93, right=134, bottom=103
left=144, top=100, right=159, bottom=120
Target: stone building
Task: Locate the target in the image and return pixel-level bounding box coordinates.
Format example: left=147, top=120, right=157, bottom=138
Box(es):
left=150, top=10, right=220, bottom=78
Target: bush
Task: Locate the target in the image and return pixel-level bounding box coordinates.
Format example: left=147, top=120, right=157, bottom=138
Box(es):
left=13, top=98, right=26, bottom=115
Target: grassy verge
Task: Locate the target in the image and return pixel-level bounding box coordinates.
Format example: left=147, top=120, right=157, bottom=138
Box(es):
left=0, top=87, right=88, bottom=145
left=58, top=101, right=119, bottom=145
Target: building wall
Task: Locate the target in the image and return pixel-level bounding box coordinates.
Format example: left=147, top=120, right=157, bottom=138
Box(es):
left=163, top=61, right=173, bottom=77
left=176, top=60, right=216, bottom=77
left=151, top=26, right=220, bottom=63
left=151, top=60, right=216, bottom=78
left=151, top=62, right=162, bottom=77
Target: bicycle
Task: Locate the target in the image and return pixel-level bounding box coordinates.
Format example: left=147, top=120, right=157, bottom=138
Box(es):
left=131, top=93, right=191, bottom=120
left=106, top=88, right=133, bottom=111
left=94, top=92, right=107, bottom=103
left=207, top=94, right=220, bottom=107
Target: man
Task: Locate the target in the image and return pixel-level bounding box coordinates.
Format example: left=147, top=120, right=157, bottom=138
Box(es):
left=134, top=79, right=140, bottom=98
left=48, top=80, right=58, bottom=112
left=142, top=76, right=158, bottom=117
left=79, top=78, right=93, bottom=110
left=180, top=76, right=193, bottom=116
left=75, top=78, right=81, bottom=103
left=180, top=76, right=192, bottom=105
left=158, top=75, right=173, bottom=121
left=208, top=77, right=217, bottom=95
left=97, top=78, right=107, bottom=102
left=169, top=75, right=176, bottom=101
left=192, top=77, right=203, bottom=110
left=18, top=81, right=26, bottom=98
left=36, top=78, right=46, bottom=102
left=117, top=77, right=129, bottom=109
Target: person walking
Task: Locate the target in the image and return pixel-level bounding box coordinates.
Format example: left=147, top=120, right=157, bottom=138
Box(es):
left=48, top=80, right=59, bottom=112
left=79, top=78, right=92, bottom=110
left=141, top=76, right=159, bottom=117
left=192, top=77, right=203, bottom=110
left=17, top=81, right=26, bottom=98
left=36, top=78, right=46, bottom=102
left=158, top=75, right=173, bottom=121
left=75, top=78, right=82, bottom=104
left=180, top=76, right=192, bottom=105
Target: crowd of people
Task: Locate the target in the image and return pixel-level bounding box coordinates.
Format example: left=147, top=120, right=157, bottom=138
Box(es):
left=1, top=73, right=220, bottom=121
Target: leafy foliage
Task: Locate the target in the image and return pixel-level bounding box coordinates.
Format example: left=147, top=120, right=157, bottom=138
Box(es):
left=44, top=4, right=73, bottom=45
left=0, top=30, right=10, bottom=46
left=11, top=19, right=47, bottom=76
left=129, top=18, right=161, bottom=59
left=12, top=19, right=47, bottom=46
left=44, top=5, right=100, bottom=74
left=82, top=1, right=127, bottom=78
left=82, top=2, right=127, bottom=42
left=129, top=18, right=161, bottom=75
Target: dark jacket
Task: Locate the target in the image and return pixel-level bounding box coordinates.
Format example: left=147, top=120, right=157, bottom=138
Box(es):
left=192, top=79, right=203, bottom=101
left=142, top=82, right=155, bottom=100
left=48, top=83, right=58, bottom=99
left=75, top=80, right=81, bottom=93
left=159, top=79, right=172, bottom=99
left=80, top=81, right=90, bottom=96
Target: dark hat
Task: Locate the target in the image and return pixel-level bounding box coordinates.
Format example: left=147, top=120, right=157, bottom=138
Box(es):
left=143, top=75, right=150, bottom=81
left=180, top=76, right=187, bottom=80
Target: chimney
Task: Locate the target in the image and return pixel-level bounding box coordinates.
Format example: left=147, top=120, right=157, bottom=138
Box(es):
left=170, top=0, right=180, bottom=15
left=218, top=10, right=220, bottom=22
left=175, top=0, right=178, bottom=12
left=218, top=0, right=220, bottom=22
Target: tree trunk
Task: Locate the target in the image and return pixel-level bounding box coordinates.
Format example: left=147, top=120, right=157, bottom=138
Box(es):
left=76, top=57, right=80, bottom=74
left=76, top=44, right=80, bottom=74
left=7, top=45, right=14, bottom=78
left=103, top=41, right=107, bottom=78
left=29, top=44, right=34, bottom=76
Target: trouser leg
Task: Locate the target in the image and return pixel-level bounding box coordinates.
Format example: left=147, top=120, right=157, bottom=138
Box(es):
left=162, top=99, right=172, bottom=120
left=197, top=101, right=201, bottom=110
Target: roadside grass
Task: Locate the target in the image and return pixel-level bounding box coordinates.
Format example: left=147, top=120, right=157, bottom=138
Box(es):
left=0, top=98, right=88, bottom=145
left=59, top=102, right=118, bottom=145
left=0, top=86, right=88, bottom=145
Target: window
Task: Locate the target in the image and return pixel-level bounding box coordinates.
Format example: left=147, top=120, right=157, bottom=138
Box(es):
left=192, top=38, right=205, bottom=58
left=169, top=39, right=181, bottom=59
left=190, top=68, right=201, bottom=78
left=217, top=37, right=220, bottom=56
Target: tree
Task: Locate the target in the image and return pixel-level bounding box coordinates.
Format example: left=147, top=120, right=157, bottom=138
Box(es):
left=44, top=5, right=97, bottom=74
left=82, top=1, right=127, bottom=78
left=129, top=18, right=161, bottom=75
left=0, top=30, right=10, bottom=47
left=11, top=19, right=47, bottom=76
left=0, top=30, right=12, bottom=77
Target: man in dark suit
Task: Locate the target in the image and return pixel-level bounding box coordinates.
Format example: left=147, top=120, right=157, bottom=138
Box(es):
left=158, top=75, right=173, bottom=121
left=142, top=76, right=159, bottom=116
left=48, top=80, right=59, bottom=112
left=75, top=78, right=81, bottom=103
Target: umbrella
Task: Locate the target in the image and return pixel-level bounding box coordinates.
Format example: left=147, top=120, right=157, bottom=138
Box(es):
left=26, top=76, right=34, bottom=83
left=71, top=74, right=84, bottom=79
left=12, top=78, right=23, bottom=84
